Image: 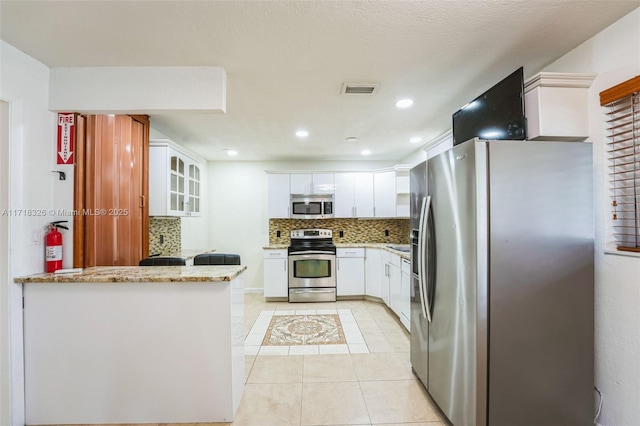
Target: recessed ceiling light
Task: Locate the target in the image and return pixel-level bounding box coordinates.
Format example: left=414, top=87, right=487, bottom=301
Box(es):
left=296, top=129, right=309, bottom=138
left=395, top=99, right=414, bottom=109
left=410, top=136, right=422, bottom=144
left=225, top=149, right=238, bottom=156
left=345, top=136, right=358, bottom=143
left=361, top=149, right=371, bottom=156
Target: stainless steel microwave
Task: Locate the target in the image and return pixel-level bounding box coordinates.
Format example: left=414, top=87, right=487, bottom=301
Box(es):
left=290, top=194, right=334, bottom=219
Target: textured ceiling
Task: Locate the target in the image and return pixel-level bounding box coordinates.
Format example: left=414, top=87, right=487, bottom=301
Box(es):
left=2, top=1, right=639, bottom=161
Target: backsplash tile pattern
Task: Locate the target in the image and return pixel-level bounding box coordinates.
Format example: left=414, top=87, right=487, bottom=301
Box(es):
left=269, top=218, right=410, bottom=245
left=149, top=217, right=181, bottom=256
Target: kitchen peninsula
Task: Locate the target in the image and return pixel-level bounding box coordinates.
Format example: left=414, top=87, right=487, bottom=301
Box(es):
left=14, top=265, right=246, bottom=425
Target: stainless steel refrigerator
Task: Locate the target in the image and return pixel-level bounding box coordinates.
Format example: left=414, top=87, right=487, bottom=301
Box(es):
left=410, top=138, right=594, bottom=426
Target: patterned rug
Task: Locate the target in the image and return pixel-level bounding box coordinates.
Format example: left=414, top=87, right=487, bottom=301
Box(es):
left=262, top=314, right=346, bottom=346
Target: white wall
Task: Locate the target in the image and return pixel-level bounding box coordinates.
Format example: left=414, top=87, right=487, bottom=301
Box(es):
left=206, top=160, right=394, bottom=290
left=542, top=9, right=640, bottom=426
left=0, top=39, right=60, bottom=426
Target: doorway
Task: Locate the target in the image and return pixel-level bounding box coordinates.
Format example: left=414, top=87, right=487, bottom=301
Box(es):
left=1, top=99, right=25, bottom=426
left=1, top=100, right=12, bottom=424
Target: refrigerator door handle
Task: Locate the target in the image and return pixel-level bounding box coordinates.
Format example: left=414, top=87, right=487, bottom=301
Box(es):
left=418, top=196, right=431, bottom=322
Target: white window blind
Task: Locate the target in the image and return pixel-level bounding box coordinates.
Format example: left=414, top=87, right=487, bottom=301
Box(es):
left=603, top=88, right=640, bottom=252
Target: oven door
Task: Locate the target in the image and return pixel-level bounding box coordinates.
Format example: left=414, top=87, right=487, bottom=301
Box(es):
left=288, top=252, right=336, bottom=289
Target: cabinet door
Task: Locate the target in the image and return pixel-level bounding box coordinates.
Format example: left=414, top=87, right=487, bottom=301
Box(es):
left=148, top=146, right=168, bottom=216
left=169, top=152, right=187, bottom=215
left=312, top=173, right=335, bottom=194
left=389, top=262, right=402, bottom=316
left=334, top=173, right=355, bottom=218
left=374, top=171, right=396, bottom=217
left=336, top=257, right=365, bottom=296
left=267, top=174, right=291, bottom=218
left=263, top=250, right=288, bottom=298
left=290, top=173, right=312, bottom=194
left=400, top=259, right=411, bottom=330
left=353, top=172, right=374, bottom=217
left=187, top=162, right=201, bottom=216
left=365, top=248, right=382, bottom=298
left=380, top=251, right=391, bottom=306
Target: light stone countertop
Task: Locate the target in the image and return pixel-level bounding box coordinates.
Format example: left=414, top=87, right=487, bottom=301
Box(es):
left=150, top=248, right=216, bottom=260
left=262, top=244, right=289, bottom=250
left=262, top=243, right=411, bottom=259
left=14, top=265, right=247, bottom=284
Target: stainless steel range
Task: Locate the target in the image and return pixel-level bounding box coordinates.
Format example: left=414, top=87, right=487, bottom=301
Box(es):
left=288, top=229, right=336, bottom=302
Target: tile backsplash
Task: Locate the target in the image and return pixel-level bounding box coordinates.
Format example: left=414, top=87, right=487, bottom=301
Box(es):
left=269, top=218, right=410, bottom=245
left=149, top=217, right=181, bottom=255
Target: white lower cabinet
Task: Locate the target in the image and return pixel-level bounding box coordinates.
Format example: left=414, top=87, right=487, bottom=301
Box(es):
left=336, top=248, right=365, bottom=296
left=263, top=249, right=288, bottom=298
left=365, top=248, right=382, bottom=298
left=386, top=253, right=401, bottom=313
left=399, top=258, right=411, bottom=331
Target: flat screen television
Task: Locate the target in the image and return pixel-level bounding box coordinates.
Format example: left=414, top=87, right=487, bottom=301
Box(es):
left=452, top=67, right=526, bottom=146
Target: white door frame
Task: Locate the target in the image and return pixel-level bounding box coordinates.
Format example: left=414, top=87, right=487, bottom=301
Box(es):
left=1, top=97, right=26, bottom=426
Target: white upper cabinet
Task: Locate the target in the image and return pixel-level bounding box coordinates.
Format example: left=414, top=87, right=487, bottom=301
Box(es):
left=267, top=174, right=290, bottom=218
left=524, top=72, right=595, bottom=141
left=373, top=167, right=411, bottom=218
left=290, top=173, right=334, bottom=194
left=187, top=163, right=201, bottom=215
left=373, top=170, right=396, bottom=217
left=395, top=168, right=410, bottom=218
left=149, top=140, right=203, bottom=217
left=334, top=172, right=374, bottom=218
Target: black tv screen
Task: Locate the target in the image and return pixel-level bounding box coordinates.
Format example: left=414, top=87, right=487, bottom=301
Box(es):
left=452, top=67, right=526, bottom=146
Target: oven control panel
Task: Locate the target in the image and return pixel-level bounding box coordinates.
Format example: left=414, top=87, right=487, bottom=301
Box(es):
left=290, top=229, right=332, bottom=239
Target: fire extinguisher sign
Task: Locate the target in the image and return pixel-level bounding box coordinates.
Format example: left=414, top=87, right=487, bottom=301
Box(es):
left=57, top=113, right=74, bottom=165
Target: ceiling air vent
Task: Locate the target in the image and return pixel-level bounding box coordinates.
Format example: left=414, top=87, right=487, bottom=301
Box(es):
left=341, top=82, right=379, bottom=95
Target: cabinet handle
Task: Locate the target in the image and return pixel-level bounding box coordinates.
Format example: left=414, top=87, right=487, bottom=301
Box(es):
left=139, top=195, right=145, bottom=208
left=337, top=259, right=340, bottom=270
left=284, top=259, right=287, bottom=271
left=355, top=206, right=357, bottom=216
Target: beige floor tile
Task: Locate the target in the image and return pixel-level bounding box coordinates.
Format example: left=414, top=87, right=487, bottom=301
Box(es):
left=373, top=423, right=443, bottom=425
left=351, top=309, right=375, bottom=320
left=373, top=316, right=405, bottom=333
left=384, top=330, right=410, bottom=352
left=247, top=355, right=303, bottom=384
left=244, top=355, right=256, bottom=382
left=303, top=354, right=358, bottom=382
left=159, top=423, right=232, bottom=426
left=354, top=318, right=382, bottom=332
left=301, top=382, right=370, bottom=425
left=396, top=351, right=412, bottom=372
left=351, top=353, right=414, bottom=381
left=232, top=383, right=302, bottom=425
left=360, top=380, right=441, bottom=424
left=362, top=331, right=395, bottom=353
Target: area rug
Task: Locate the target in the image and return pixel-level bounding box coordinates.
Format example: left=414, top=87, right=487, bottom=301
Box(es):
left=262, top=314, right=346, bottom=346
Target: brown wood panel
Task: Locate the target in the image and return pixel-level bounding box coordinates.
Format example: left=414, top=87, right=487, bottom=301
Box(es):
left=79, top=114, right=149, bottom=267
left=73, top=114, right=86, bottom=268
left=600, top=75, right=640, bottom=106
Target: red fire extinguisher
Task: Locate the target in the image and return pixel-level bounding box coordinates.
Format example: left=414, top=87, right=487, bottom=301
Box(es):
left=45, top=221, right=69, bottom=273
